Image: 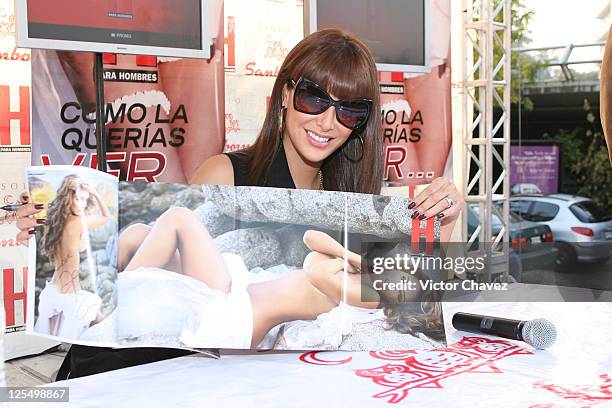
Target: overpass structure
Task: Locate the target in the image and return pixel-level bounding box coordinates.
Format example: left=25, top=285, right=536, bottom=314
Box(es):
left=514, top=42, right=604, bottom=138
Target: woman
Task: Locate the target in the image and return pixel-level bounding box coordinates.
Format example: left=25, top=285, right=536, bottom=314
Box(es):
left=192, top=28, right=463, bottom=241
left=115, top=207, right=438, bottom=349
left=34, top=175, right=110, bottom=339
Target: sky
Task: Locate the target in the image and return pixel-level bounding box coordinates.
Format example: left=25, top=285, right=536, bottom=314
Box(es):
left=522, top=0, right=609, bottom=70
left=526, top=0, right=607, bottom=47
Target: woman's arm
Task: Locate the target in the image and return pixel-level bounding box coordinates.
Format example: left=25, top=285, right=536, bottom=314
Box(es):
left=81, top=184, right=110, bottom=230
left=190, top=154, right=235, bottom=185
left=304, top=253, right=379, bottom=309
left=303, top=230, right=361, bottom=270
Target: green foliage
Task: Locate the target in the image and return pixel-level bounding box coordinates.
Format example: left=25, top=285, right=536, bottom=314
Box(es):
left=506, top=0, right=547, bottom=110
left=543, top=100, right=612, bottom=207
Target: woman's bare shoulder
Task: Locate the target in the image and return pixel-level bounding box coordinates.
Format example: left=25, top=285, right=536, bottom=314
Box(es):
left=64, top=216, right=82, bottom=229
left=190, top=154, right=235, bottom=185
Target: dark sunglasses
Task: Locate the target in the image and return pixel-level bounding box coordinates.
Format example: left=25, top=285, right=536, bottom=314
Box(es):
left=290, top=77, right=372, bottom=130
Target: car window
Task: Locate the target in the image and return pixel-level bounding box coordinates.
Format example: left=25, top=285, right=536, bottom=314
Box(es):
left=509, top=200, right=531, bottom=217
left=525, top=202, right=559, bottom=222
left=509, top=211, right=523, bottom=223
left=570, top=201, right=612, bottom=223
left=493, top=203, right=524, bottom=223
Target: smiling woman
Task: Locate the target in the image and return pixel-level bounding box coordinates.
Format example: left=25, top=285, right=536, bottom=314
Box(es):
left=192, top=28, right=384, bottom=194
left=191, top=28, right=464, bottom=238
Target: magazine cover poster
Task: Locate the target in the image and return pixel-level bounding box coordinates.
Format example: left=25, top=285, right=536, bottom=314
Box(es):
left=26, top=166, right=118, bottom=345
left=30, top=0, right=225, bottom=184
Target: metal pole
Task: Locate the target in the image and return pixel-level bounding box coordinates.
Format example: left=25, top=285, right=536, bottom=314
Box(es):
left=93, top=52, right=107, bottom=172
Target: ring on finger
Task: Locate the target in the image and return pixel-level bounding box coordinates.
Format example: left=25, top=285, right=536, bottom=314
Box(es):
left=445, top=196, right=454, bottom=209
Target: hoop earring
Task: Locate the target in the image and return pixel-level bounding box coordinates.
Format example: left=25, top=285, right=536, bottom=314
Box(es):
left=279, top=107, right=286, bottom=139
left=343, top=134, right=364, bottom=162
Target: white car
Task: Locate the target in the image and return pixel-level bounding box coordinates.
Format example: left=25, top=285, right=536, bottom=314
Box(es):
left=509, top=194, right=612, bottom=271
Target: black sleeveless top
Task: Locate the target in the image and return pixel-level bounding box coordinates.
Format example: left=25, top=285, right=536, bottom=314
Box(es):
left=225, top=146, right=296, bottom=188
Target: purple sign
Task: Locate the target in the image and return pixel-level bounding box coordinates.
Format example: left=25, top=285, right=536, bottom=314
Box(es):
left=510, top=145, right=559, bottom=194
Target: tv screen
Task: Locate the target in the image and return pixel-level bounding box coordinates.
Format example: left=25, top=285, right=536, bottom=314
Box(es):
left=305, top=0, right=430, bottom=73
left=16, top=0, right=211, bottom=59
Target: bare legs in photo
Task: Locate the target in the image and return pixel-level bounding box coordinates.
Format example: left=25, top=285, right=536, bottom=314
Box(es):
left=121, top=207, right=231, bottom=293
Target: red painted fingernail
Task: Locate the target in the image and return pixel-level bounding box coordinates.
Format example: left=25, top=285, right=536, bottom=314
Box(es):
left=411, top=211, right=420, bottom=219
left=418, top=214, right=426, bottom=221
left=437, top=212, right=445, bottom=219
left=28, top=229, right=36, bottom=235
left=34, top=204, right=44, bottom=210
left=36, top=219, right=46, bottom=225
left=408, top=202, right=416, bottom=209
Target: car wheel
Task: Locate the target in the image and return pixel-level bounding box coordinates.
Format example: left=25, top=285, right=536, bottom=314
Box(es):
left=554, top=243, right=577, bottom=273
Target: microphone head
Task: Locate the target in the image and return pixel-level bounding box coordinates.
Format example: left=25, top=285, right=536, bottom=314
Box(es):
left=522, top=318, right=557, bottom=349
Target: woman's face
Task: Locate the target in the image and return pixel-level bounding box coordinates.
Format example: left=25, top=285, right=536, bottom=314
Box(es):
left=282, top=83, right=354, bottom=165
left=71, top=190, right=90, bottom=216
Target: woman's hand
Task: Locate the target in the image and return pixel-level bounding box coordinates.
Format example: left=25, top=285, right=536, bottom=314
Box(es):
left=78, top=181, right=95, bottom=194
left=409, top=177, right=464, bottom=223
left=15, top=192, right=45, bottom=246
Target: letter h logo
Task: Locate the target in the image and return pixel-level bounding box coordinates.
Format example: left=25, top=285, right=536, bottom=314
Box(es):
left=0, top=85, right=31, bottom=147
left=3, top=266, right=28, bottom=327
left=409, top=186, right=436, bottom=255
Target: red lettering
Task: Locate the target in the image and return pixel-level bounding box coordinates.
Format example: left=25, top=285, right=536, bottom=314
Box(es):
left=0, top=85, right=31, bottom=146
left=244, top=61, right=279, bottom=77
left=225, top=16, right=236, bottom=68
left=40, top=153, right=87, bottom=166
left=3, top=267, right=27, bottom=327
left=41, top=152, right=168, bottom=181
left=245, top=61, right=255, bottom=75
left=1, top=239, right=23, bottom=247
left=384, top=146, right=407, bottom=180
left=89, top=152, right=126, bottom=177
left=0, top=48, right=30, bottom=62
left=127, top=152, right=166, bottom=181
left=411, top=217, right=436, bottom=255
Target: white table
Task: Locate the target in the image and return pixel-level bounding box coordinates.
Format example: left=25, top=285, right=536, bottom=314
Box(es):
left=20, top=287, right=612, bottom=407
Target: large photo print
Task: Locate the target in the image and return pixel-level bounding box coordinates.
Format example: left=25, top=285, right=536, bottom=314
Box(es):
left=26, top=166, right=446, bottom=350
left=105, top=182, right=446, bottom=350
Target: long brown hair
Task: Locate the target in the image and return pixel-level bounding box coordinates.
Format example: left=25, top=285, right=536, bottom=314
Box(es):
left=41, top=175, right=94, bottom=260
left=365, top=242, right=445, bottom=341
left=382, top=291, right=445, bottom=342
left=242, top=28, right=383, bottom=194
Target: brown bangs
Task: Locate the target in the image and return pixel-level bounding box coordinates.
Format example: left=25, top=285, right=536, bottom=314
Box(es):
left=288, top=32, right=376, bottom=101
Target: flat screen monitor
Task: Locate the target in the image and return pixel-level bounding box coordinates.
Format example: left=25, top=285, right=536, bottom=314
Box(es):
left=304, top=0, right=430, bottom=73
left=15, top=0, right=211, bottom=59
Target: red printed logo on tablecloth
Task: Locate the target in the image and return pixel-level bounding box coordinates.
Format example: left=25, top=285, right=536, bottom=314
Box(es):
left=355, top=336, right=533, bottom=404
left=532, top=373, right=612, bottom=406
left=300, top=351, right=353, bottom=366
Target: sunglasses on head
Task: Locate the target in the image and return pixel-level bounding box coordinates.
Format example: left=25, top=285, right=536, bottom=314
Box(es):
left=290, top=76, right=372, bottom=130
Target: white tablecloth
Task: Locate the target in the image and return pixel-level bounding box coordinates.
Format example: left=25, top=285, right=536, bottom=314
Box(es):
left=21, top=300, right=612, bottom=407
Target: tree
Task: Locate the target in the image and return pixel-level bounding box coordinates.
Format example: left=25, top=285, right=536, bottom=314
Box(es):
left=543, top=100, right=612, bottom=207
left=506, top=0, right=547, bottom=111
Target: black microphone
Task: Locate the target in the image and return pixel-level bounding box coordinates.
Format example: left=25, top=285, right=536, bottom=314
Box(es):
left=451, top=312, right=557, bottom=349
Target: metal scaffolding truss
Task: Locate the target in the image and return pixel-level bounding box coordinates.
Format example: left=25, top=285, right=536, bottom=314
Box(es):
left=461, top=0, right=512, bottom=279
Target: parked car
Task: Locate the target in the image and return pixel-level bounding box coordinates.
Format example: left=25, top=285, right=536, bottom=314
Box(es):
left=509, top=194, right=612, bottom=272
left=467, top=204, right=557, bottom=279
